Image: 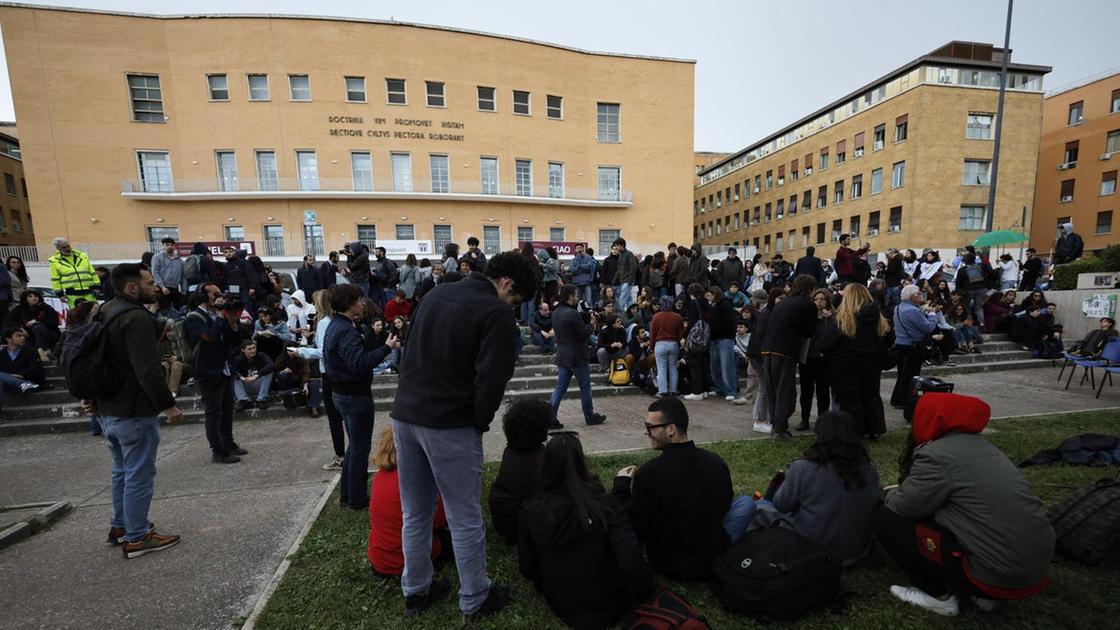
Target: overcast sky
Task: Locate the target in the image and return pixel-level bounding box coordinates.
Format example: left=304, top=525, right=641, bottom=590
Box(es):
left=0, top=0, right=1115, bottom=151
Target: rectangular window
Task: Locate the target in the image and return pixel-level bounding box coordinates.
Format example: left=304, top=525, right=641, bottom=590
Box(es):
left=959, top=205, right=986, bottom=230
left=4, top=173, right=15, bottom=195
left=429, top=154, right=450, bottom=193
left=288, top=74, right=311, bottom=101
left=873, top=124, right=886, bottom=149
left=1060, top=179, right=1075, bottom=202
left=868, top=211, right=881, bottom=235
left=791, top=159, right=799, bottom=181
left=515, top=159, right=533, bottom=196
left=820, top=149, right=829, bottom=171
left=805, top=153, right=814, bottom=175
left=963, top=160, right=991, bottom=185
left=255, top=150, right=278, bottom=191
left=849, top=215, right=861, bottom=238
left=775, top=234, right=784, bottom=252
left=717, top=192, right=722, bottom=208
left=831, top=219, right=843, bottom=242
left=137, top=151, right=172, bottom=192
left=21, top=178, right=28, bottom=198
left=548, top=162, right=564, bottom=198
left=351, top=151, right=373, bottom=191
left=513, top=90, right=531, bottom=115
left=296, top=150, right=319, bottom=191
left=517, top=226, right=534, bottom=243
left=207, top=74, right=229, bottom=101
left=126, top=74, right=163, bottom=122
left=836, top=140, right=846, bottom=164
left=754, top=175, right=761, bottom=193
left=546, top=95, right=563, bottom=119
left=802, top=190, right=811, bottom=211
left=1056, top=216, right=1071, bottom=229
left=851, top=174, right=863, bottom=198
left=1097, top=210, right=1114, bottom=235
left=817, top=185, right=827, bottom=208
left=216, top=151, right=238, bottom=192
left=597, top=103, right=620, bottom=142
left=477, top=86, right=496, bottom=111
left=425, top=81, right=446, bottom=107
left=891, top=161, right=906, bottom=189
left=10, top=209, right=20, bottom=232
left=357, top=224, right=377, bottom=251
left=224, top=225, right=244, bottom=241
left=263, top=225, right=285, bottom=256
left=764, top=203, right=772, bottom=222
left=1068, top=101, right=1084, bottom=125
left=1112, top=89, right=1120, bottom=114
left=802, top=226, right=811, bottom=246
left=789, top=194, right=798, bottom=215
left=386, top=78, right=407, bottom=105
left=763, top=235, right=770, bottom=253
left=1064, top=140, right=1080, bottom=166
left=481, top=157, right=499, bottom=194
left=598, top=166, right=621, bottom=201
left=599, top=229, right=621, bottom=254
left=766, top=170, right=773, bottom=190
left=787, top=229, right=796, bottom=248
left=734, top=213, right=741, bottom=230
left=145, top=227, right=178, bottom=247
left=247, top=74, right=270, bottom=101
left=833, top=180, right=844, bottom=204
left=550, top=227, right=565, bottom=242
left=966, top=113, right=994, bottom=139
left=483, top=226, right=501, bottom=255
left=889, top=206, right=903, bottom=232
left=345, top=76, right=366, bottom=102
left=776, top=199, right=784, bottom=220
left=778, top=166, right=785, bottom=186
left=895, top=114, right=908, bottom=142
left=303, top=225, right=325, bottom=257
left=1109, top=130, right=1120, bottom=155
left=734, top=183, right=741, bottom=200
left=434, top=224, right=453, bottom=252
left=1102, top=170, right=1117, bottom=196
left=870, top=167, right=883, bottom=194
left=395, top=224, right=415, bottom=240
left=391, top=153, right=413, bottom=192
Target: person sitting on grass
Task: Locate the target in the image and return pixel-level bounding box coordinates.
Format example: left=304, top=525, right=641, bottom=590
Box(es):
left=0, top=327, right=45, bottom=412
left=519, top=432, right=656, bottom=629
left=488, top=399, right=550, bottom=543
left=368, top=426, right=451, bottom=578
left=874, top=393, right=1054, bottom=617
left=232, top=340, right=274, bottom=412
left=613, top=397, right=733, bottom=580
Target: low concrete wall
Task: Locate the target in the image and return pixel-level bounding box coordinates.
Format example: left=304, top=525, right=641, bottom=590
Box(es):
left=1049, top=288, right=1120, bottom=340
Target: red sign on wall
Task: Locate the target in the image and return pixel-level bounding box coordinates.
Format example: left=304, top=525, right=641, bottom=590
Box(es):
left=174, top=241, right=256, bottom=258
left=516, top=240, right=588, bottom=256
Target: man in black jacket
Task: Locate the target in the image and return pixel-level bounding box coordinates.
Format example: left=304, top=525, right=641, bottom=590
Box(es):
left=884, top=248, right=905, bottom=306
left=761, top=275, right=819, bottom=439
left=706, top=285, right=740, bottom=401
left=0, top=327, right=45, bottom=399
left=390, top=251, right=537, bottom=618
left=1019, top=248, right=1043, bottom=291
left=550, top=284, right=608, bottom=429
left=232, top=340, right=275, bottom=412
left=85, top=264, right=182, bottom=558
left=715, top=248, right=746, bottom=290
left=186, top=283, right=245, bottom=464
left=794, top=246, right=824, bottom=285
left=371, top=246, right=398, bottom=306
left=613, top=398, right=732, bottom=580
left=296, top=255, right=325, bottom=297
left=343, top=241, right=371, bottom=299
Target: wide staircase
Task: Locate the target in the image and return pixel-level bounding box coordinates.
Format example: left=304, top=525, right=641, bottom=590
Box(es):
left=0, top=333, right=1048, bottom=436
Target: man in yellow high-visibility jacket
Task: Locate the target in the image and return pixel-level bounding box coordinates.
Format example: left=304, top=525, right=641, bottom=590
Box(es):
left=48, top=237, right=98, bottom=308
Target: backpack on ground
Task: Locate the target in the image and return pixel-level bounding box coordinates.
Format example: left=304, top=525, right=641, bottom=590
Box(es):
left=608, top=358, right=632, bottom=386
left=183, top=254, right=204, bottom=284
left=711, top=520, right=841, bottom=621
left=59, top=305, right=143, bottom=400
left=1048, top=471, right=1120, bottom=565
left=170, top=311, right=208, bottom=369
left=684, top=320, right=710, bottom=354
left=620, top=588, right=709, bottom=630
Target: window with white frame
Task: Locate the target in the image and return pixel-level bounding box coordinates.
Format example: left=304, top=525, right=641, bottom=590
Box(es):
left=216, top=151, right=238, bottom=191
left=598, top=229, right=620, bottom=254
left=1106, top=130, right=1120, bottom=155
left=386, top=78, right=406, bottom=105
left=483, top=225, right=501, bottom=255
left=891, top=161, right=905, bottom=189
left=966, top=113, right=994, bottom=139
left=430, top=154, right=450, bottom=193
left=849, top=215, right=861, bottom=238
left=1097, top=210, right=1113, bottom=235
left=296, top=150, right=319, bottom=191
left=391, top=153, right=412, bottom=192
left=1068, top=101, right=1083, bottom=125
left=224, top=225, right=245, bottom=241
left=515, top=159, right=533, bottom=196
left=146, top=227, right=179, bottom=248
left=963, top=160, right=991, bottom=185
left=513, top=90, right=531, bottom=115
left=433, top=224, right=453, bottom=252
left=597, top=103, right=620, bottom=142
left=426, top=81, right=445, bottom=107
left=345, top=76, right=366, bottom=102
left=1102, top=171, right=1117, bottom=196
left=263, top=225, right=285, bottom=256
left=851, top=174, right=863, bottom=199
left=288, top=74, right=311, bottom=101
left=517, top=226, right=533, bottom=243
left=351, top=151, right=373, bottom=191
left=207, top=74, right=229, bottom=101
left=477, top=86, right=496, bottom=111
left=550, top=227, right=565, bottom=242
left=480, top=157, right=499, bottom=194
left=247, top=74, right=270, bottom=101
left=548, top=162, right=564, bottom=198
left=959, top=205, right=986, bottom=230
left=127, top=74, right=164, bottom=122
left=870, top=167, right=883, bottom=194
left=546, top=95, right=563, bottom=119
left=357, top=224, right=377, bottom=251
left=137, top=151, right=172, bottom=192
left=255, top=150, right=278, bottom=191
left=597, top=166, right=620, bottom=201
left=1112, top=89, right=1120, bottom=114
left=395, top=224, right=415, bottom=240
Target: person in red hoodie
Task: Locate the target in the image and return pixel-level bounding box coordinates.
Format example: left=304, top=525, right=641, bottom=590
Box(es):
left=369, top=426, right=451, bottom=577
left=834, top=234, right=870, bottom=285
left=874, top=393, right=1054, bottom=617
left=383, top=289, right=414, bottom=322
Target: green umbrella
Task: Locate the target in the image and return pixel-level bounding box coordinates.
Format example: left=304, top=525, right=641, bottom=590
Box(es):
left=972, top=229, right=1028, bottom=248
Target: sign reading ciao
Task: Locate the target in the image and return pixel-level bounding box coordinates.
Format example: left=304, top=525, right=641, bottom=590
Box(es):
left=327, top=115, right=465, bottom=141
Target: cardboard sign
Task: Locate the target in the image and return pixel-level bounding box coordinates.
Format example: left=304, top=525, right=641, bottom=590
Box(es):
left=516, top=240, right=588, bottom=256
left=175, top=241, right=255, bottom=257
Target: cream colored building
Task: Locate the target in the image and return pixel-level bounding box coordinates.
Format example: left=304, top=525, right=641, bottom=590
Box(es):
left=695, top=42, right=1050, bottom=261
left=0, top=4, right=695, bottom=263
left=0, top=122, right=35, bottom=248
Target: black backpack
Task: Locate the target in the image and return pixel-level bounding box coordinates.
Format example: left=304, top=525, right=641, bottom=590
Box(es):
left=59, top=305, right=142, bottom=400
left=1048, top=472, right=1120, bottom=565
left=711, top=521, right=841, bottom=621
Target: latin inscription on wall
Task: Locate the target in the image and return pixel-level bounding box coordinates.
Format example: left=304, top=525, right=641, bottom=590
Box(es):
left=327, top=116, right=465, bottom=141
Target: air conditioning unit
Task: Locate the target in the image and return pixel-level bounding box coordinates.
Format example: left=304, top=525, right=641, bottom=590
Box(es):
left=1102, top=153, right=1114, bottom=161
left=754, top=186, right=761, bottom=193
left=868, top=228, right=880, bottom=236
left=805, top=167, right=813, bottom=175
left=889, top=226, right=901, bottom=233
left=874, top=140, right=884, bottom=150
left=1058, top=162, right=1071, bottom=170
left=855, top=148, right=864, bottom=157
left=1060, top=195, right=1073, bottom=203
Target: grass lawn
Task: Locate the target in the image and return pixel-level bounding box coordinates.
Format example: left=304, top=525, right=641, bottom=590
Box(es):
left=255, top=410, right=1120, bottom=629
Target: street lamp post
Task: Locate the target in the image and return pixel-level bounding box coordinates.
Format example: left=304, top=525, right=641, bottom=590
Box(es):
left=985, top=0, right=1015, bottom=233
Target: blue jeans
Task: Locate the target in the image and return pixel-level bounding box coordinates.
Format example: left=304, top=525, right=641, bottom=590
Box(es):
left=0, top=372, right=28, bottom=407
left=709, top=338, right=738, bottom=396
left=654, top=340, right=680, bottom=395
left=354, top=282, right=370, bottom=299
left=514, top=326, right=524, bottom=359
left=392, top=419, right=491, bottom=613
left=101, top=415, right=160, bottom=543
left=519, top=296, right=537, bottom=324
left=617, top=282, right=633, bottom=311
left=577, top=284, right=593, bottom=306
left=723, top=497, right=772, bottom=544
left=333, top=393, right=375, bottom=508
left=886, top=285, right=902, bottom=308
left=531, top=330, right=556, bottom=352
left=233, top=373, right=273, bottom=401
left=372, top=347, right=402, bottom=375
left=550, top=364, right=594, bottom=422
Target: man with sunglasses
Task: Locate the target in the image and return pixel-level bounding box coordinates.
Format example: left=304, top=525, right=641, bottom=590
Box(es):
left=612, top=398, right=733, bottom=580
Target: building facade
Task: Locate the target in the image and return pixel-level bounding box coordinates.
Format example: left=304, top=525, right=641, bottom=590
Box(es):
left=0, top=123, right=35, bottom=249
left=1031, top=71, right=1120, bottom=254
left=0, top=5, right=694, bottom=263
left=694, top=42, right=1050, bottom=262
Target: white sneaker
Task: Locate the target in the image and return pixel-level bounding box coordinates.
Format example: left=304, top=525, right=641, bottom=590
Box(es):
left=731, top=397, right=749, bottom=405
left=683, top=393, right=704, bottom=401
left=752, top=421, right=772, bottom=434
left=321, top=456, right=343, bottom=471
left=18, top=381, right=40, bottom=393
left=889, top=585, right=959, bottom=616
left=724, top=395, right=735, bottom=401
left=970, top=596, right=999, bottom=612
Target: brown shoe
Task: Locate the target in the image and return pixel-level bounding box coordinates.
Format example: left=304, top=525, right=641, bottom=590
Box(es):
left=122, top=530, right=180, bottom=559
left=309, top=407, right=321, bottom=418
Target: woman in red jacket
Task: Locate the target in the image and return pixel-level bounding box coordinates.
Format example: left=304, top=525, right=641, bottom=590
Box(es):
left=368, top=427, right=450, bottom=577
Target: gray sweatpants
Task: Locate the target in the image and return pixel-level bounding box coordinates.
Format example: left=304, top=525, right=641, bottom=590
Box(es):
left=763, top=354, right=798, bottom=433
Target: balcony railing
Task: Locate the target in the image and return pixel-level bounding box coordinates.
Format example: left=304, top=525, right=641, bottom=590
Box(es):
left=122, top=177, right=633, bottom=206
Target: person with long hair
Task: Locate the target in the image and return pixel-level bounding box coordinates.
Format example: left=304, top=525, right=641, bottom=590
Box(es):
left=296, top=289, right=344, bottom=466
left=519, top=432, right=655, bottom=628
left=442, top=242, right=461, bottom=275
left=819, top=283, right=891, bottom=439
left=398, top=253, right=422, bottom=301
left=650, top=295, right=684, bottom=397
left=796, top=288, right=834, bottom=432
left=6, top=289, right=60, bottom=358
left=6, top=255, right=29, bottom=301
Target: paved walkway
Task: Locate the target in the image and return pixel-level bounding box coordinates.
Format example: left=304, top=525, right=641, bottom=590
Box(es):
left=0, top=366, right=1116, bottom=629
